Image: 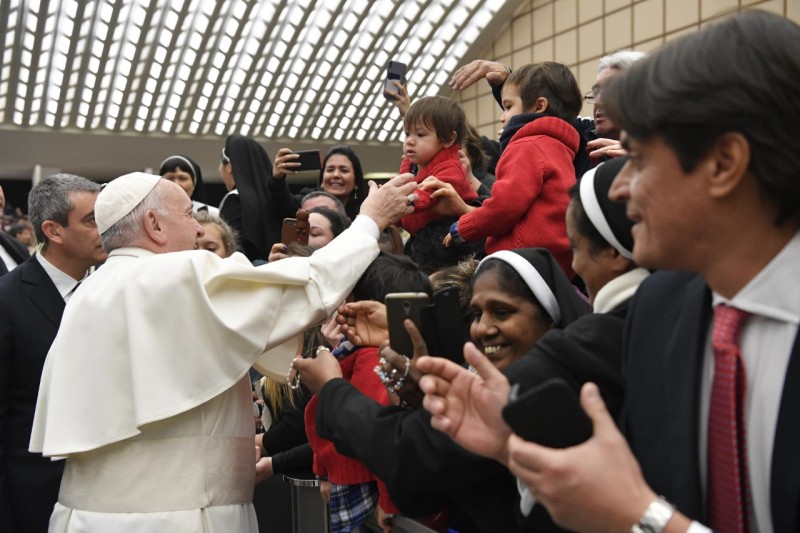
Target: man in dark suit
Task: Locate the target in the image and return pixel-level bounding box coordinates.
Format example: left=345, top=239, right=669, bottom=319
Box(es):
left=501, top=11, right=800, bottom=533
left=0, top=174, right=106, bottom=532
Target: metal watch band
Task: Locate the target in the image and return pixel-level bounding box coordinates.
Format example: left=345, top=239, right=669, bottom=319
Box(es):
left=631, top=497, right=675, bottom=533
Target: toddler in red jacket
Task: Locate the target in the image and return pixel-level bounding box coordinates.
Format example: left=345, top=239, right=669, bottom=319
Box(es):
left=400, top=96, right=477, bottom=234
left=447, top=62, right=583, bottom=278
left=305, top=254, right=432, bottom=532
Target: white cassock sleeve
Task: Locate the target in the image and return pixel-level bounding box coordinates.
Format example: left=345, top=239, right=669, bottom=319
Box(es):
left=30, top=217, right=380, bottom=457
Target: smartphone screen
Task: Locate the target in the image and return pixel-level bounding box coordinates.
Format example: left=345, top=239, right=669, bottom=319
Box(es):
left=385, top=292, right=430, bottom=357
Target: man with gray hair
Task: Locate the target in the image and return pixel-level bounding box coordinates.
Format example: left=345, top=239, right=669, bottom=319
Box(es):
left=30, top=171, right=417, bottom=532
left=0, top=174, right=106, bottom=532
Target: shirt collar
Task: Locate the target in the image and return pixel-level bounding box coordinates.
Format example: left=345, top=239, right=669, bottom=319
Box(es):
left=35, top=253, right=86, bottom=302
left=713, top=230, right=800, bottom=325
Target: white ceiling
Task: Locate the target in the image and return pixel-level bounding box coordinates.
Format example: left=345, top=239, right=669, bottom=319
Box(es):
left=0, top=0, right=522, bottom=183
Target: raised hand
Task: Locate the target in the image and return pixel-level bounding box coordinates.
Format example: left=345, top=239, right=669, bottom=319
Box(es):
left=336, top=300, right=389, bottom=347
left=418, top=342, right=514, bottom=463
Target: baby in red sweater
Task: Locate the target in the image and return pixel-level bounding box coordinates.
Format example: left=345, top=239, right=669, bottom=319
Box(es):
left=447, top=62, right=583, bottom=279
left=305, top=254, right=432, bottom=532
left=400, top=96, right=477, bottom=234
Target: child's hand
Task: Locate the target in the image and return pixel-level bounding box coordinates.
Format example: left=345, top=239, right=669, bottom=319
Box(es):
left=419, top=177, right=475, bottom=217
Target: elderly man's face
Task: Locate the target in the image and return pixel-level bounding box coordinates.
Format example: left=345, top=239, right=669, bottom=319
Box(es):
left=592, top=68, right=621, bottom=139
left=160, top=182, right=205, bottom=252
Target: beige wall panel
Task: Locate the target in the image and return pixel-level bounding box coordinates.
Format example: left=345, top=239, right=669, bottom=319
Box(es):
left=578, top=60, right=598, bottom=116
left=461, top=97, right=478, bottom=129
left=634, top=0, right=664, bottom=42
left=605, top=0, right=632, bottom=12
left=579, top=0, right=604, bottom=22
left=513, top=12, right=534, bottom=49
left=555, top=0, right=578, bottom=32
left=513, top=47, right=534, bottom=68
left=477, top=93, right=497, bottom=126
left=533, top=38, right=555, bottom=62
left=533, top=0, right=553, bottom=8
left=747, top=0, right=786, bottom=15
left=533, top=3, right=555, bottom=39
left=555, top=29, right=578, bottom=65
left=479, top=124, right=498, bottom=140
left=664, top=26, right=698, bottom=42
left=636, top=36, right=665, bottom=52
left=666, top=0, right=699, bottom=31
left=701, top=0, right=738, bottom=20
left=605, top=7, right=632, bottom=50
left=494, top=27, right=513, bottom=57
left=789, top=0, right=800, bottom=23
left=578, top=19, right=604, bottom=61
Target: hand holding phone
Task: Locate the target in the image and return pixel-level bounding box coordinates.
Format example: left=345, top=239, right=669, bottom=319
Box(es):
left=281, top=209, right=310, bottom=246
left=383, top=60, right=408, bottom=101
left=502, top=379, right=592, bottom=448
left=385, top=292, right=429, bottom=357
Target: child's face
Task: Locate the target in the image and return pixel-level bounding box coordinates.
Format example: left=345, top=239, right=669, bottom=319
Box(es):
left=500, top=83, right=525, bottom=126
left=403, top=122, right=450, bottom=169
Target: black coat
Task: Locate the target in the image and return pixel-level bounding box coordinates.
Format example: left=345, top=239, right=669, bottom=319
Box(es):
left=621, top=270, right=800, bottom=530
left=0, top=256, right=66, bottom=532
left=315, top=304, right=628, bottom=533
left=0, top=233, right=30, bottom=276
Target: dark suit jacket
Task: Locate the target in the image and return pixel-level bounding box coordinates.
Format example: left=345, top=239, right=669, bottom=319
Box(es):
left=0, top=233, right=30, bottom=276
left=621, top=270, right=800, bottom=531
left=0, top=255, right=66, bottom=532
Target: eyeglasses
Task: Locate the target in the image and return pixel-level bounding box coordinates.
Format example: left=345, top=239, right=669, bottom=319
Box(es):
left=583, top=87, right=601, bottom=104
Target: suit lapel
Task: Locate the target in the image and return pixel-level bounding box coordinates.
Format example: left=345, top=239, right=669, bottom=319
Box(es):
left=664, top=275, right=712, bottom=520
left=770, top=329, right=800, bottom=530
left=20, top=257, right=65, bottom=328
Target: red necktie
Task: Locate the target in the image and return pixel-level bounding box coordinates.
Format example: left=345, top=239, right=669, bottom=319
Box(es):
left=708, top=304, right=751, bottom=533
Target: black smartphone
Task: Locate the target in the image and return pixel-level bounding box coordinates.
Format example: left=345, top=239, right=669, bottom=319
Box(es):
left=281, top=210, right=309, bottom=246
left=385, top=292, right=430, bottom=357
left=502, top=379, right=592, bottom=448
left=420, top=287, right=467, bottom=365
left=383, top=60, right=407, bottom=101
left=294, top=150, right=322, bottom=172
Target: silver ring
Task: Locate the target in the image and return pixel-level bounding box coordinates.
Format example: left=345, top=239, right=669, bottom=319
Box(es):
left=406, top=194, right=416, bottom=206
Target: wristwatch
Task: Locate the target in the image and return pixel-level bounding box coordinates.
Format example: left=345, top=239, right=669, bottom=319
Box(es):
left=630, top=497, right=675, bottom=533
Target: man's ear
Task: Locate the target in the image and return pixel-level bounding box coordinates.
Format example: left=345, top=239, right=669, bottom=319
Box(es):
left=442, top=131, right=458, bottom=148
left=707, top=132, right=750, bottom=200
left=142, top=209, right=168, bottom=245
left=533, top=97, right=549, bottom=114
left=41, top=220, right=63, bottom=245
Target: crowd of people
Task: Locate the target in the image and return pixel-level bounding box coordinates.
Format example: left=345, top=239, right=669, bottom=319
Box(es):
left=1, top=9, right=798, bottom=533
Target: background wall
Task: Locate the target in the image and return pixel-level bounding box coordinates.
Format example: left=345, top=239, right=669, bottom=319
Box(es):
left=453, top=0, right=800, bottom=140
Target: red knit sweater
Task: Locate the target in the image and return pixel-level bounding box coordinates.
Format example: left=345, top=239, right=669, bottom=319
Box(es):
left=305, top=347, right=398, bottom=513
left=457, top=116, right=578, bottom=279
left=399, top=144, right=477, bottom=235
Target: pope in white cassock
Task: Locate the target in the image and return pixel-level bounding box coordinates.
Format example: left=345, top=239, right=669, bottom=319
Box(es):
left=29, top=171, right=417, bottom=532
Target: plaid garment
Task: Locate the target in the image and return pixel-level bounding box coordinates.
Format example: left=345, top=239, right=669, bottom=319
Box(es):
left=329, top=481, right=378, bottom=533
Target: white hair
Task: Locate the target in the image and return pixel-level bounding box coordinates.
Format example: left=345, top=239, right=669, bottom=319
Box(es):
left=101, top=181, right=170, bottom=252
left=597, top=50, right=647, bottom=73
